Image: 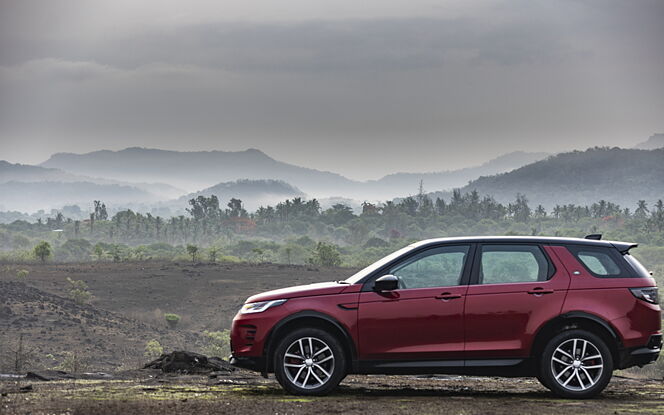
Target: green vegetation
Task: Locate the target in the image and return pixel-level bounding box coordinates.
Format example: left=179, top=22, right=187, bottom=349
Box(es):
left=144, top=339, right=164, bottom=360
left=16, top=268, right=29, bottom=279
left=66, top=277, right=92, bottom=305
left=186, top=244, right=199, bottom=262
left=33, top=241, right=52, bottom=263
left=203, top=330, right=231, bottom=359
left=164, top=313, right=181, bottom=329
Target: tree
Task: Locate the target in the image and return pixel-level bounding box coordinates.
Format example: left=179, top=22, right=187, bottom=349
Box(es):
left=208, top=246, right=220, bottom=263
left=186, top=244, right=199, bottom=262
left=33, top=241, right=52, bottom=263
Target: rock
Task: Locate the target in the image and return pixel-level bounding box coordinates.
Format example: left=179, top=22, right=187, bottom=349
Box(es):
left=143, top=351, right=235, bottom=374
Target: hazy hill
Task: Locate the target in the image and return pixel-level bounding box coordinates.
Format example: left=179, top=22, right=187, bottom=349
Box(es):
left=181, top=179, right=304, bottom=211
left=634, top=133, right=664, bottom=150
left=40, top=147, right=550, bottom=201
left=369, top=151, right=549, bottom=195
left=41, top=147, right=357, bottom=197
left=0, top=160, right=185, bottom=203
left=0, top=181, right=159, bottom=212
left=443, top=147, right=664, bottom=208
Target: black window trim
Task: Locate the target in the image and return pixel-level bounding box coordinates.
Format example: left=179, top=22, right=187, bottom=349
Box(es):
left=469, top=243, right=556, bottom=286
left=360, top=243, right=477, bottom=292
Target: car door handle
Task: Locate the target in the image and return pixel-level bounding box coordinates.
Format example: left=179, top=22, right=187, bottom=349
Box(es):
left=528, top=288, right=554, bottom=296
left=435, top=292, right=462, bottom=300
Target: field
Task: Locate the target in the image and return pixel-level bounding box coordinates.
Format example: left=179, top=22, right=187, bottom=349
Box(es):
left=1, top=261, right=662, bottom=414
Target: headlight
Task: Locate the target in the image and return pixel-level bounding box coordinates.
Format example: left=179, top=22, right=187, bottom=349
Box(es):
left=240, top=299, right=288, bottom=314
left=630, top=287, right=659, bottom=304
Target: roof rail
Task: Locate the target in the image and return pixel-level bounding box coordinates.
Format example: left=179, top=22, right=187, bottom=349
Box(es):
left=585, top=234, right=602, bottom=240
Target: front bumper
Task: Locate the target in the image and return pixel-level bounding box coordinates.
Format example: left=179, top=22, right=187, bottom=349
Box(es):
left=229, top=355, right=266, bottom=372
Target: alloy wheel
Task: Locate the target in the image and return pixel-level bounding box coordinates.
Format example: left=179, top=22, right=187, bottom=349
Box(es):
left=283, top=337, right=335, bottom=389
left=550, top=338, right=604, bottom=391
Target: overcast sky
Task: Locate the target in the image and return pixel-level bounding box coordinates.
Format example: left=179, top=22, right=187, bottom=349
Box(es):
left=0, top=0, right=662, bottom=180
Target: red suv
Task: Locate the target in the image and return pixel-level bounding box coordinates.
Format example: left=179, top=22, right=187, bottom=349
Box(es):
left=230, top=236, right=661, bottom=398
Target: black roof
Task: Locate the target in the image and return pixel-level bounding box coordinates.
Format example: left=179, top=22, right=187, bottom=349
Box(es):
left=412, top=236, right=637, bottom=253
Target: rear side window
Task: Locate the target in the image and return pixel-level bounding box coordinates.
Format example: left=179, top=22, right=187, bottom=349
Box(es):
left=567, top=245, right=631, bottom=278
left=479, top=245, right=551, bottom=284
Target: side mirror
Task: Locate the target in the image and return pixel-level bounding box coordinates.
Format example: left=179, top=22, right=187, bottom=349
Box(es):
left=374, top=274, right=399, bottom=292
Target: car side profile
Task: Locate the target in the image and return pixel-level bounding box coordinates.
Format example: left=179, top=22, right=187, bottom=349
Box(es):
left=230, top=236, right=661, bottom=398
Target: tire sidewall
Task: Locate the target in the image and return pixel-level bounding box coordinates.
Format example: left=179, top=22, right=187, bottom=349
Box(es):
left=540, top=329, right=613, bottom=399
left=273, top=327, right=346, bottom=395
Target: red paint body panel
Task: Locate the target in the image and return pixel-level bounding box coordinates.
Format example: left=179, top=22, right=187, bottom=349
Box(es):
left=464, top=246, right=570, bottom=358
left=357, top=285, right=467, bottom=359
left=232, top=291, right=360, bottom=357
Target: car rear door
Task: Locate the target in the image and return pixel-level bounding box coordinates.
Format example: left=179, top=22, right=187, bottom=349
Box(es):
left=464, top=244, right=570, bottom=359
left=357, top=244, right=473, bottom=361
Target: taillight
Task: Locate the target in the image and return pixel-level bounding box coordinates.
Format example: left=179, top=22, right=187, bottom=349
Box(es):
left=629, top=287, right=659, bottom=304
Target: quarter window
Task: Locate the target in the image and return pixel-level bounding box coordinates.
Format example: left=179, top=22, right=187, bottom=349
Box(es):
left=387, top=245, right=470, bottom=289
left=479, top=245, right=550, bottom=284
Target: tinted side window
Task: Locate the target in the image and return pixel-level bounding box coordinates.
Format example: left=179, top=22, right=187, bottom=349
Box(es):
left=567, top=245, right=629, bottom=278
left=388, top=245, right=470, bottom=289
left=479, top=245, right=549, bottom=284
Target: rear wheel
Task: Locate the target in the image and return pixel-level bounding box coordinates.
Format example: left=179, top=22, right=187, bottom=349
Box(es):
left=273, top=327, right=346, bottom=395
left=539, top=329, right=613, bottom=398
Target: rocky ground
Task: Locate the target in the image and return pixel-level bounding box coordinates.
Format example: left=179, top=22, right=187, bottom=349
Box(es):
left=1, top=370, right=663, bottom=415
left=1, top=261, right=662, bottom=414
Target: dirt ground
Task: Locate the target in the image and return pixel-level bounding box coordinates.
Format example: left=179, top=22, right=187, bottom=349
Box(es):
left=1, top=261, right=663, bottom=414
left=1, top=371, right=663, bottom=415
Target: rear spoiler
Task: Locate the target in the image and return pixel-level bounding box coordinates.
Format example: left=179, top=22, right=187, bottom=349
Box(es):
left=611, top=242, right=638, bottom=254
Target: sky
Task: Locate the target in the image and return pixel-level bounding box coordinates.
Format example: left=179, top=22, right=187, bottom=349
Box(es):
left=0, top=0, right=663, bottom=180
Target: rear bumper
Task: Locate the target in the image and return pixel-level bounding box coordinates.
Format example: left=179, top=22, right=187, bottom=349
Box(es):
left=618, top=334, right=661, bottom=369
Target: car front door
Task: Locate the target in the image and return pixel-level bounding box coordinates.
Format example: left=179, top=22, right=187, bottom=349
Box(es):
left=464, top=244, right=570, bottom=360
left=357, top=244, right=473, bottom=361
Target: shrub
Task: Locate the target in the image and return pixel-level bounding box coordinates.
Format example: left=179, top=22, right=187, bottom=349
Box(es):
left=16, top=269, right=29, bottom=280
left=57, top=351, right=88, bottom=373
left=202, top=330, right=230, bottom=359
left=164, top=313, right=181, bottom=329
left=308, top=242, right=342, bottom=267
left=144, top=339, right=164, bottom=359
left=186, top=244, right=199, bottom=262
left=66, top=277, right=92, bottom=305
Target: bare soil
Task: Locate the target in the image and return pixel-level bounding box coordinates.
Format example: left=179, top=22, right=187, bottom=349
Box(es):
left=1, top=261, right=662, bottom=414
left=1, top=372, right=663, bottom=415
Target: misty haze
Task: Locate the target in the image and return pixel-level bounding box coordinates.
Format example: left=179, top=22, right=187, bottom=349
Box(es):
left=1, top=1, right=663, bottom=414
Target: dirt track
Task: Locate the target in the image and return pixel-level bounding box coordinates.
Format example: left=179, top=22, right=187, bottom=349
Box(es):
left=2, top=371, right=663, bottom=415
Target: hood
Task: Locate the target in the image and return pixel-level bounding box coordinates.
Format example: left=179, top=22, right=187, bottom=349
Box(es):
left=245, top=281, right=349, bottom=303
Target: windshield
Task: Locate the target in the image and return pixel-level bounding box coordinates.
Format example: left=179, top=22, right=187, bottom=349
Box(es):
left=345, top=243, right=418, bottom=284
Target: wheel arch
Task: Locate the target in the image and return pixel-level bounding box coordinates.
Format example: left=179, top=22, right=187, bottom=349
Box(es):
left=263, top=310, right=357, bottom=376
left=531, top=311, right=623, bottom=365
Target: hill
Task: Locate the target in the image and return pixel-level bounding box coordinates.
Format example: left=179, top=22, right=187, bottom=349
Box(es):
left=0, top=181, right=159, bottom=212
left=181, top=179, right=304, bottom=211
left=40, top=147, right=549, bottom=201
left=447, top=147, right=664, bottom=208
left=369, top=151, right=548, bottom=195
left=634, top=133, right=664, bottom=150
left=40, top=147, right=358, bottom=197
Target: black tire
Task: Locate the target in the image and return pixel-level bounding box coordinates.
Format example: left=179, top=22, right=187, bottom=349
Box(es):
left=273, top=327, right=346, bottom=395
left=539, top=329, right=613, bottom=399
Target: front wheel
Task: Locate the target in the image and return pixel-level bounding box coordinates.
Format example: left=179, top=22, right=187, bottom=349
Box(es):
left=273, top=327, right=346, bottom=395
left=539, top=329, right=613, bottom=399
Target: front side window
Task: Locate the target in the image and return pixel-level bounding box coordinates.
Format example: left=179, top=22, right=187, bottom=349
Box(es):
left=387, top=245, right=470, bottom=289
left=479, top=245, right=550, bottom=284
